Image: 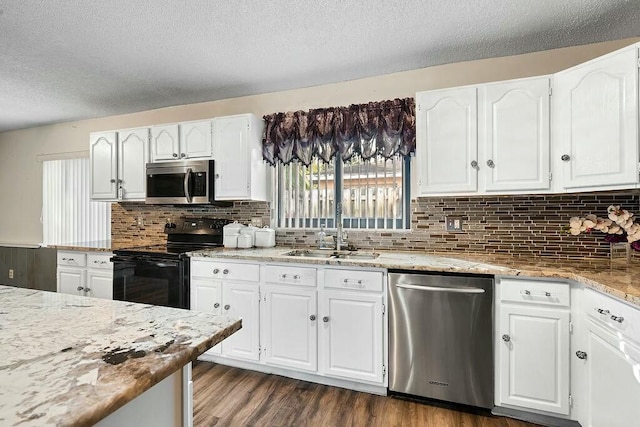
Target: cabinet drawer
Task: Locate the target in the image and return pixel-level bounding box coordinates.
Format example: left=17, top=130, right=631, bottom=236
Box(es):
left=87, top=253, right=113, bottom=270
left=265, top=265, right=316, bottom=287
left=499, top=278, right=570, bottom=307
left=584, top=288, right=640, bottom=345
left=191, top=259, right=260, bottom=282
left=324, top=269, right=383, bottom=292
left=57, top=251, right=87, bottom=267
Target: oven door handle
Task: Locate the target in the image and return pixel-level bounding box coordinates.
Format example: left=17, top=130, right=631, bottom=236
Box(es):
left=154, top=262, right=178, bottom=268
left=184, top=167, right=192, bottom=204
left=396, top=283, right=485, bottom=294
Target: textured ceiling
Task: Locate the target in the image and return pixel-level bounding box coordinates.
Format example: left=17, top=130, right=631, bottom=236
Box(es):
left=1, top=0, right=640, bottom=133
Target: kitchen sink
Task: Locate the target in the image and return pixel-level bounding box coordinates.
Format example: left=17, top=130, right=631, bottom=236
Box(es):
left=282, top=250, right=380, bottom=260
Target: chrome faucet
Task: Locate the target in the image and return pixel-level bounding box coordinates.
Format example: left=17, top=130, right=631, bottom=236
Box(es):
left=335, top=202, right=347, bottom=251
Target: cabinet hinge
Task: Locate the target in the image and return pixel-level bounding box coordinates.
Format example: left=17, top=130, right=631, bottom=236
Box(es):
left=637, top=58, right=640, bottom=68
left=417, top=104, right=421, bottom=112
left=258, top=345, right=262, bottom=355
left=569, top=321, right=573, bottom=334
left=258, top=291, right=261, bottom=301
left=549, top=172, right=552, bottom=182
left=548, top=85, right=552, bottom=96
left=382, top=303, right=386, bottom=315
left=569, top=394, right=573, bottom=407
left=383, top=365, right=386, bottom=378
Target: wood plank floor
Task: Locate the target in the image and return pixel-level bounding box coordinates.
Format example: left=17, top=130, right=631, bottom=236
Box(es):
left=193, top=362, right=540, bottom=427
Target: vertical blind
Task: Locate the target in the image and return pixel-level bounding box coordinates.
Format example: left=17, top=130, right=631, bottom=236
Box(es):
left=42, top=158, right=111, bottom=245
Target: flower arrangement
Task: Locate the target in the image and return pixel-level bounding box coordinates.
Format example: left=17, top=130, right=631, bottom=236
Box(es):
left=568, top=205, right=640, bottom=251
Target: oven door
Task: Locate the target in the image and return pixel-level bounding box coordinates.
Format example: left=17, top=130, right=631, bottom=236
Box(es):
left=112, top=255, right=189, bottom=309
left=146, top=160, right=214, bottom=204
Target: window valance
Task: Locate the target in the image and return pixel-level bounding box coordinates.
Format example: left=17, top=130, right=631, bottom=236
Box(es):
left=262, top=98, right=415, bottom=166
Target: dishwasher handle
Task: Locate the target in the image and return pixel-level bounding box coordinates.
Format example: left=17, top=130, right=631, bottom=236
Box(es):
left=395, top=282, right=486, bottom=294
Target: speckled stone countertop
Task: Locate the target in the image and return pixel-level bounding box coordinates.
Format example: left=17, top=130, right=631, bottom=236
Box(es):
left=188, top=247, right=640, bottom=307
left=0, top=286, right=241, bottom=427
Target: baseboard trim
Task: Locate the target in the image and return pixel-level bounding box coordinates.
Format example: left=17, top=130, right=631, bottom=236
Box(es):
left=492, top=406, right=580, bottom=427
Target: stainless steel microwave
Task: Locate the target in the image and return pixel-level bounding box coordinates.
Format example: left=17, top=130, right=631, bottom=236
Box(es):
left=146, top=160, right=215, bottom=204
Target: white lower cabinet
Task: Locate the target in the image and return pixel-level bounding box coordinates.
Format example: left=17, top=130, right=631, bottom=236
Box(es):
left=495, top=278, right=571, bottom=416
left=262, top=284, right=317, bottom=372
left=321, top=291, right=384, bottom=383
left=190, top=258, right=387, bottom=391
left=57, top=251, right=113, bottom=299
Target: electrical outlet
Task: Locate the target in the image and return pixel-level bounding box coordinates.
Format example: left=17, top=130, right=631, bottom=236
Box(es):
left=8, top=269, right=14, bottom=279
left=445, top=217, right=464, bottom=232
left=251, top=217, right=263, bottom=227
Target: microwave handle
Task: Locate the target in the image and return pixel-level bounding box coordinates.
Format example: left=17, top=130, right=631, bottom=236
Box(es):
left=184, top=167, right=192, bottom=204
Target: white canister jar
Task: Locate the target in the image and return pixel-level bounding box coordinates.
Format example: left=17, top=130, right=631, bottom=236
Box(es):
left=223, top=233, right=239, bottom=248
left=254, top=227, right=276, bottom=247
left=223, top=221, right=246, bottom=239
left=240, top=225, right=258, bottom=246
left=237, top=233, right=253, bottom=249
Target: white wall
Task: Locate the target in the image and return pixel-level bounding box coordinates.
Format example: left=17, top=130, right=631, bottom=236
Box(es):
left=0, top=37, right=638, bottom=244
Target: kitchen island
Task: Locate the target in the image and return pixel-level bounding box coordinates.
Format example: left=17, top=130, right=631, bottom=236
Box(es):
left=0, top=285, right=241, bottom=426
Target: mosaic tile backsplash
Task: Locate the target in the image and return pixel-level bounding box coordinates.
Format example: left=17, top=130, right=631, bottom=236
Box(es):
left=112, top=191, right=640, bottom=260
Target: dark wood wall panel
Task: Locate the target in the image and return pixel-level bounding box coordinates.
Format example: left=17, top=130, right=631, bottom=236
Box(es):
left=0, top=247, right=57, bottom=292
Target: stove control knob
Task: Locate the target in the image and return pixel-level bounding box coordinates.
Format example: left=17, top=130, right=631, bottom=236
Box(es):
left=165, top=223, right=176, bottom=229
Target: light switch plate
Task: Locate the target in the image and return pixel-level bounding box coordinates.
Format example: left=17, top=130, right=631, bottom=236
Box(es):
left=446, top=217, right=463, bottom=232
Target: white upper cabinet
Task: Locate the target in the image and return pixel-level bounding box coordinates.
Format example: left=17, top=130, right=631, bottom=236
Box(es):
left=555, top=45, right=639, bottom=190
left=212, top=113, right=268, bottom=201
left=480, top=77, right=551, bottom=192
left=150, top=124, right=181, bottom=161
left=89, top=132, right=118, bottom=200
left=150, top=120, right=213, bottom=162
left=416, top=87, right=478, bottom=195
left=117, top=128, right=149, bottom=200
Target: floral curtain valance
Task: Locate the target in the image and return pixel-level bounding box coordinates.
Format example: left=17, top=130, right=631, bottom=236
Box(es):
left=262, top=98, right=415, bottom=166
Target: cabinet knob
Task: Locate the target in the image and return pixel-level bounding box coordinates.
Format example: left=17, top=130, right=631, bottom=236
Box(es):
left=576, top=350, right=587, bottom=360
left=561, top=154, right=571, bottom=162
left=181, top=153, right=186, bottom=158
left=309, top=315, right=316, bottom=321
left=323, top=316, right=329, bottom=323
left=213, top=268, right=219, bottom=274
left=224, top=304, right=230, bottom=310
left=223, top=269, right=229, bottom=275
left=215, top=173, right=220, bottom=179
left=343, top=279, right=348, bottom=283
left=486, top=159, right=495, bottom=168
left=84, top=287, right=90, bottom=292
left=502, top=334, right=510, bottom=342
left=77, top=286, right=84, bottom=292
left=293, top=275, right=300, bottom=280
left=470, top=160, right=479, bottom=169
left=214, top=303, right=220, bottom=308
left=173, top=153, right=178, bottom=158
left=281, top=274, right=287, bottom=279
left=110, top=179, right=116, bottom=183
left=611, top=314, right=624, bottom=323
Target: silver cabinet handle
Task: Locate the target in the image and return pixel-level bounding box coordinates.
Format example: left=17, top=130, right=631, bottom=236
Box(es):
left=77, top=286, right=84, bottom=292
left=224, top=304, right=230, bottom=310
left=396, top=283, right=485, bottom=294
left=343, top=279, right=348, bottom=283
left=84, top=287, right=90, bottom=292
left=309, top=315, right=316, bottom=321
left=576, top=351, right=587, bottom=360
left=215, top=173, right=220, bottom=179
left=214, top=303, right=220, bottom=308
left=470, top=160, right=478, bottom=169
left=293, top=275, right=300, bottom=280
left=281, top=274, right=287, bottom=279
left=323, top=316, right=329, bottom=323
left=561, top=154, right=571, bottom=161
left=213, top=268, right=220, bottom=274
left=486, top=159, right=495, bottom=168
left=110, top=179, right=116, bottom=183
left=611, top=315, right=624, bottom=323
left=502, top=334, right=510, bottom=342
left=173, top=153, right=178, bottom=158
left=223, top=269, right=229, bottom=275
left=181, top=153, right=186, bottom=158
left=596, top=308, right=610, bottom=315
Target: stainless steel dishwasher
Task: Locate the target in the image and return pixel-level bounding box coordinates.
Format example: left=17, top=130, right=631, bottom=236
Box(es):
left=388, top=271, right=494, bottom=409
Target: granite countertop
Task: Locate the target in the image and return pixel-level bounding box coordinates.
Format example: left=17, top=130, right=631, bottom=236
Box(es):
left=0, top=286, right=241, bottom=427
left=188, top=247, right=640, bottom=308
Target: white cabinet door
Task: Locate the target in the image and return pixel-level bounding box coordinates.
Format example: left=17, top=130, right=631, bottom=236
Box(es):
left=583, top=319, right=640, bottom=427
left=262, top=285, right=318, bottom=372
left=181, top=120, right=212, bottom=159
left=86, top=269, right=113, bottom=300
left=321, top=291, right=384, bottom=383
left=90, top=131, right=118, bottom=200
left=57, top=267, right=86, bottom=296
left=191, top=279, right=223, bottom=356
left=151, top=124, right=181, bottom=161
left=117, top=128, right=149, bottom=201
left=555, top=46, right=639, bottom=189
left=212, top=115, right=250, bottom=200
left=481, top=77, right=551, bottom=192
left=498, top=305, right=570, bottom=415
left=221, top=281, right=260, bottom=361
left=416, top=87, right=478, bottom=195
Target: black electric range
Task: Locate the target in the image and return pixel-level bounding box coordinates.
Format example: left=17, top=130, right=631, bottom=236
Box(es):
left=112, top=218, right=230, bottom=309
